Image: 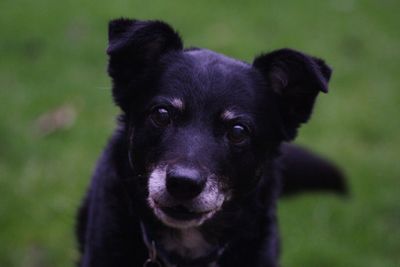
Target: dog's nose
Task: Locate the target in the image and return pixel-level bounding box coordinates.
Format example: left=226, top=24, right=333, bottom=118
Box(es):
left=166, top=165, right=206, bottom=200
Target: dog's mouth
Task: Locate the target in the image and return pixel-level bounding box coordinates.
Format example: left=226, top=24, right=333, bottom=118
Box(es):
left=159, top=204, right=213, bottom=221
left=149, top=198, right=219, bottom=228
left=153, top=199, right=214, bottom=221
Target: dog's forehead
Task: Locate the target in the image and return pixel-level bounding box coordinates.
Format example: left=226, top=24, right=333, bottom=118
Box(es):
left=158, top=49, right=261, bottom=112
left=185, top=49, right=249, bottom=71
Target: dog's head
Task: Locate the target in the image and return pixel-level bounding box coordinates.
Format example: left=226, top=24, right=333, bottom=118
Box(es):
left=107, top=19, right=331, bottom=228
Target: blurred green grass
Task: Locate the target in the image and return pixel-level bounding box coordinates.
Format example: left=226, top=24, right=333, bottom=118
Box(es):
left=0, top=0, right=399, bottom=266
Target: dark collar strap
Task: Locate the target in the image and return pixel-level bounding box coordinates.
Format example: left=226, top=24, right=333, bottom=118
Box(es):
left=140, top=222, right=226, bottom=267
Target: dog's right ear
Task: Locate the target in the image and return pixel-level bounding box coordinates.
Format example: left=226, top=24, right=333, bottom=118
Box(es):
left=253, top=49, right=332, bottom=141
left=107, top=19, right=183, bottom=111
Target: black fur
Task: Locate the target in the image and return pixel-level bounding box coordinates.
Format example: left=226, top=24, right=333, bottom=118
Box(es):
left=77, top=19, right=344, bottom=267
left=279, top=143, right=347, bottom=196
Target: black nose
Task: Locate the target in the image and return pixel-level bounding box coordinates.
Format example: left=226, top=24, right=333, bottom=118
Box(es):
left=166, top=165, right=206, bottom=200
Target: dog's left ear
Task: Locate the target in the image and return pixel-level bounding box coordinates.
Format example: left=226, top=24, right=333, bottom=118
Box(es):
left=107, top=19, right=183, bottom=112
left=253, top=48, right=332, bottom=141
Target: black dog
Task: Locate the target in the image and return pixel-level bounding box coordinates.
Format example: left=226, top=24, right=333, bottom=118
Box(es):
left=77, top=19, right=345, bottom=267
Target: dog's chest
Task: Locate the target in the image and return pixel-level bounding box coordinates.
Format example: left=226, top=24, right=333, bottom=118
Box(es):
left=160, top=229, right=218, bottom=267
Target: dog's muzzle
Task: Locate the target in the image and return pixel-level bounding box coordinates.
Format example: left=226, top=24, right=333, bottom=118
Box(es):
left=147, top=164, right=227, bottom=228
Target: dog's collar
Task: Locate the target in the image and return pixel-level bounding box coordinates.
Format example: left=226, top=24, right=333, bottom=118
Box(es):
left=140, top=222, right=226, bottom=267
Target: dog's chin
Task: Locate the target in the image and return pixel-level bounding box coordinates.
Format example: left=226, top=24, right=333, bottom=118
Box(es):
left=148, top=198, right=219, bottom=229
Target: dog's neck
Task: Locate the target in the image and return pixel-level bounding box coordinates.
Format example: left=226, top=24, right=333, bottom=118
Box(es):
left=140, top=221, right=225, bottom=267
left=161, top=228, right=214, bottom=259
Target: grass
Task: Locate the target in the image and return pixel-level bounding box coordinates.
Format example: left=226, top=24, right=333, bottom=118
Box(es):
left=0, top=0, right=399, bottom=266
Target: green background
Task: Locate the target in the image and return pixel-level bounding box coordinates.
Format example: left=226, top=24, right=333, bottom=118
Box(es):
left=0, top=0, right=399, bottom=266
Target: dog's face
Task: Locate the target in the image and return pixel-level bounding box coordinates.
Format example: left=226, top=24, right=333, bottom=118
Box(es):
left=137, top=49, right=277, bottom=228
left=107, top=19, right=331, bottom=228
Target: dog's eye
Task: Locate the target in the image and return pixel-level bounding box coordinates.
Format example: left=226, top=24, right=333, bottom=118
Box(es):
left=227, top=124, right=249, bottom=144
left=150, top=107, right=171, bottom=127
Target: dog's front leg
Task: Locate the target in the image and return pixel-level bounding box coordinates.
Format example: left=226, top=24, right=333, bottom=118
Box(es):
left=78, top=154, right=147, bottom=267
